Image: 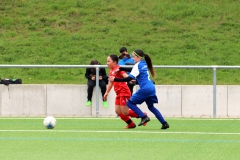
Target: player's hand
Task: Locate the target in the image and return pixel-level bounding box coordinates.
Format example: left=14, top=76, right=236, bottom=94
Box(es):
left=109, top=76, right=115, bottom=82
left=103, top=92, right=108, bottom=100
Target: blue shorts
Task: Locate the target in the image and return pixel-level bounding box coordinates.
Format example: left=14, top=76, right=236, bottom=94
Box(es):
left=130, top=88, right=158, bottom=106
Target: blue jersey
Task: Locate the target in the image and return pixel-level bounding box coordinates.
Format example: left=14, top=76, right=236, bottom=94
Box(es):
left=129, top=60, right=157, bottom=104
left=118, top=57, right=134, bottom=65
left=118, top=56, right=134, bottom=75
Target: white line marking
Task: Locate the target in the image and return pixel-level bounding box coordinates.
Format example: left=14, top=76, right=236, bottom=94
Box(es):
left=0, top=130, right=240, bottom=135
left=0, top=117, right=119, bottom=120
left=0, top=117, right=240, bottom=120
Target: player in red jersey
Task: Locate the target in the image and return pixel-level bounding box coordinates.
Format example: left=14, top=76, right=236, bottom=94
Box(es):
left=104, top=54, right=147, bottom=129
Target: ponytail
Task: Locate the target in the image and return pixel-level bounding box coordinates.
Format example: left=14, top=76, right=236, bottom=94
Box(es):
left=144, top=54, right=155, bottom=77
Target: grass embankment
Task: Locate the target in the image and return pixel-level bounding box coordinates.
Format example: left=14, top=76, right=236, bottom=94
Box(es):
left=0, top=0, right=239, bottom=84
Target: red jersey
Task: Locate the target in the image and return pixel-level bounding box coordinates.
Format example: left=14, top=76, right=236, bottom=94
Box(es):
left=109, top=65, right=131, bottom=97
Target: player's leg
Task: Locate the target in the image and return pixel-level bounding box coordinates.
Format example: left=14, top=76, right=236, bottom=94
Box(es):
left=115, top=104, right=121, bottom=115
left=146, top=96, right=169, bottom=129
left=120, top=96, right=138, bottom=118
left=121, top=104, right=148, bottom=126
left=119, top=96, right=137, bottom=128
left=127, top=100, right=150, bottom=126
left=127, top=89, right=152, bottom=126
left=116, top=96, right=135, bottom=129
left=126, top=91, right=145, bottom=117
left=120, top=95, right=148, bottom=126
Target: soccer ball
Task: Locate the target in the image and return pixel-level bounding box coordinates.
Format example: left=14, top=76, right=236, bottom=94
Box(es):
left=43, top=116, right=57, bottom=129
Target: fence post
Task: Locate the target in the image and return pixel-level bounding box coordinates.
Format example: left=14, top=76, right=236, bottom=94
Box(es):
left=213, top=67, right=217, bottom=118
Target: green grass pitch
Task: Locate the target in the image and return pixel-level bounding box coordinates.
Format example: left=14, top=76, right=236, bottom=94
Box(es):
left=0, top=118, right=240, bottom=160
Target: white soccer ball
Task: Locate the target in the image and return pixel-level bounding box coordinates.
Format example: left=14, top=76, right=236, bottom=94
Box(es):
left=43, top=116, right=57, bottom=129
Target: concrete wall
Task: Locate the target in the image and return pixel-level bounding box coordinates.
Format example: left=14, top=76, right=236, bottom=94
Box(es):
left=0, top=84, right=239, bottom=118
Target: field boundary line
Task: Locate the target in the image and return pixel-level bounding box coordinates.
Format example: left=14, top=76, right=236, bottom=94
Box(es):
left=0, top=130, right=240, bottom=135
left=0, top=117, right=240, bottom=120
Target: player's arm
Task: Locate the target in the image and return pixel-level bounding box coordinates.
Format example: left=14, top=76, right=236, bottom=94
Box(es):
left=110, top=64, right=138, bottom=82
left=103, top=81, right=113, bottom=100
left=119, top=67, right=132, bottom=72
left=113, top=76, right=133, bottom=82
left=120, top=70, right=128, bottom=78
left=112, top=64, right=138, bottom=82
left=120, top=70, right=136, bottom=84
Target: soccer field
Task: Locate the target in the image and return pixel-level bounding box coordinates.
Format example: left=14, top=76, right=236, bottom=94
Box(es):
left=0, top=117, right=239, bottom=160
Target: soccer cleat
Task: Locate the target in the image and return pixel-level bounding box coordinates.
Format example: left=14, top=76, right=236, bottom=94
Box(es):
left=161, top=122, right=170, bottom=129
left=86, top=100, right=91, bottom=106
left=124, top=123, right=136, bottom=129
left=102, top=101, right=108, bottom=108
left=138, top=116, right=150, bottom=126
left=143, top=112, right=148, bottom=126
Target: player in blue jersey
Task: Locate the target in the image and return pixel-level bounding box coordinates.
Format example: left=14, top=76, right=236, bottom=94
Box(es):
left=109, top=49, right=169, bottom=129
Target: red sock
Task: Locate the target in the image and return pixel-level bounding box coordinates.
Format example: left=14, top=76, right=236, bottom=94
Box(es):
left=119, top=113, right=132, bottom=124
left=128, top=110, right=138, bottom=118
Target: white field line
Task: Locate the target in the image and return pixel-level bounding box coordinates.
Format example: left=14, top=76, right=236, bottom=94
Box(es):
left=0, top=130, right=240, bottom=135
left=0, top=117, right=240, bottom=121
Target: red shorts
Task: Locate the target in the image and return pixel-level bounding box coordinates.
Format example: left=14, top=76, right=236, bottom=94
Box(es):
left=115, top=95, right=130, bottom=106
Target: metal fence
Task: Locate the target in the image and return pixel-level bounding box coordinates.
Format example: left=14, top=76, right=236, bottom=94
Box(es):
left=1, top=64, right=240, bottom=118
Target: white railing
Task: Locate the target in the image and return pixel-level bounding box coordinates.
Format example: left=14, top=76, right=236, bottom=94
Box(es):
left=1, top=64, right=240, bottom=118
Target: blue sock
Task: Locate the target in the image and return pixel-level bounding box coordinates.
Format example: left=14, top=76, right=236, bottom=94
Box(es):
left=127, top=101, right=145, bottom=118
left=148, top=105, right=166, bottom=124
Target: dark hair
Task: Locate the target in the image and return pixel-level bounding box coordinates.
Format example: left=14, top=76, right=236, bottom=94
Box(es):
left=109, top=54, right=118, bottom=63
left=119, top=47, right=130, bottom=59
left=134, top=49, right=155, bottom=77
left=119, top=47, right=127, bottom=53
left=90, top=59, right=100, bottom=65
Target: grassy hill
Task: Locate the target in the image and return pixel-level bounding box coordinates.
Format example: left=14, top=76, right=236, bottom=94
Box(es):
left=0, top=0, right=240, bottom=84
